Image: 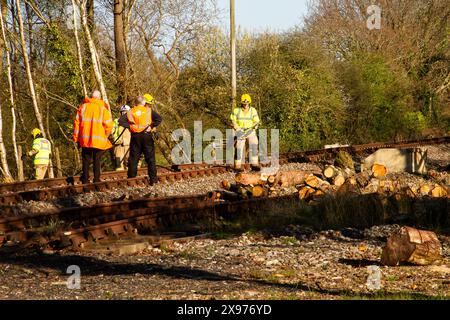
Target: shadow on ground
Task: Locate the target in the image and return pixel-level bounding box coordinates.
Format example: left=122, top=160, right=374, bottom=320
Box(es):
left=0, top=249, right=445, bottom=299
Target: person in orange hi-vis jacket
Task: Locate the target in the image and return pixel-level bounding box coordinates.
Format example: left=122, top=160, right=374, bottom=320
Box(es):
left=73, top=90, right=113, bottom=184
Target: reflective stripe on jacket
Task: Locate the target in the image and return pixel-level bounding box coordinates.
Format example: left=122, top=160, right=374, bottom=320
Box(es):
left=32, top=138, right=51, bottom=165
left=230, top=106, right=260, bottom=129
left=126, top=105, right=152, bottom=133
left=73, top=98, right=113, bottom=150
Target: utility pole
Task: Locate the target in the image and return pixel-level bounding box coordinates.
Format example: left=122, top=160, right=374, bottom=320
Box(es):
left=230, top=0, right=237, bottom=108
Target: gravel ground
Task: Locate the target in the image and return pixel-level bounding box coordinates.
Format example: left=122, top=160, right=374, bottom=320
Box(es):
left=426, top=144, right=450, bottom=170
left=0, top=225, right=448, bottom=300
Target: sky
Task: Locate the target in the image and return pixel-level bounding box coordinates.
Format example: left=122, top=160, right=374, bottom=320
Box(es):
left=216, top=0, right=309, bottom=33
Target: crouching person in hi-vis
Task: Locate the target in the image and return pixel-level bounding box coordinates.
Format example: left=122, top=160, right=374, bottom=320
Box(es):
left=230, top=94, right=260, bottom=170
left=27, top=128, right=51, bottom=180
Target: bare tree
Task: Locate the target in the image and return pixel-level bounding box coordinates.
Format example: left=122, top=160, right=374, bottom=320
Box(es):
left=114, top=0, right=127, bottom=104
left=15, top=0, right=46, bottom=132
left=71, top=0, right=88, bottom=97
left=0, top=0, right=18, bottom=179
left=75, top=0, right=110, bottom=106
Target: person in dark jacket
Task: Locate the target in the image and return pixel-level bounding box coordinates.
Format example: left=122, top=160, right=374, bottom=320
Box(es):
left=125, top=94, right=162, bottom=185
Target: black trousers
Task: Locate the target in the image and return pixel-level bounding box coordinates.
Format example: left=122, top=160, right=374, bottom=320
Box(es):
left=81, top=147, right=105, bottom=183
left=127, top=132, right=157, bottom=182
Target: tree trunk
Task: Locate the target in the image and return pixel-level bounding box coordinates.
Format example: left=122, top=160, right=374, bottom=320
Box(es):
left=71, top=0, right=87, bottom=97
left=17, top=145, right=24, bottom=181
left=0, top=1, right=20, bottom=178
left=86, top=0, right=94, bottom=32
left=0, top=100, right=12, bottom=181
left=10, top=0, right=25, bottom=129
left=235, top=170, right=312, bottom=187
left=114, top=0, right=127, bottom=105
left=0, top=0, right=12, bottom=180
left=77, top=0, right=109, bottom=106
left=15, top=0, right=46, bottom=134
left=54, top=146, right=63, bottom=178
left=44, top=96, right=54, bottom=178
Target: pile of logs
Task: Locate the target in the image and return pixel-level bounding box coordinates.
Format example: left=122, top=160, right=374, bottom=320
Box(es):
left=219, top=170, right=321, bottom=200
left=218, top=162, right=449, bottom=202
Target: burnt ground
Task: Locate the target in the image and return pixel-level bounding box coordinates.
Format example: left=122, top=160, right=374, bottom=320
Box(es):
left=0, top=225, right=448, bottom=300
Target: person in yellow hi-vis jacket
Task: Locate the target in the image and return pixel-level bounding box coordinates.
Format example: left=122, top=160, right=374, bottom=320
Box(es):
left=24, top=128, right=51, bottom=179
left=230, top=93, right=260, bottom=170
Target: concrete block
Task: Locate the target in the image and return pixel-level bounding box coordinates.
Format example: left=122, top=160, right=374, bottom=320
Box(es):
left=361, top=148, right=427, bottom=174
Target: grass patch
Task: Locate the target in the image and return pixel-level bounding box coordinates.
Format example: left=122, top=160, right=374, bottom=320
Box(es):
left=343, top=291, right=449, bottom=300
left=385, top=275, right=400, bottom=282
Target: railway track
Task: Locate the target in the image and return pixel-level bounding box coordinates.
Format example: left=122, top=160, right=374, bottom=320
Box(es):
left=0, top=135, right=446, bottom=206
left=0, top=191, right=295, bottom=250
left=1, top=136, right=447, bottom=196
left=0, top=135, right=447, bottom=251
left=0, top=163, right=214, bottom=194
left=280, top=136, right=450, bottom=162
left=0, top=165, right=233, bottom=205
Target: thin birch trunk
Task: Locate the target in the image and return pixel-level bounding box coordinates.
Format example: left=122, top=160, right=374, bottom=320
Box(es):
left=71, top=0, right=87, bottom=97
left=0, top=1, right=11, bottom=180
left=76, top=0, right=109, bottom=107
left=0, top=1, right=16, bottom=180
left=14, top=0, right=46, bottom=134
left=0, top=99, right=12, bottom=180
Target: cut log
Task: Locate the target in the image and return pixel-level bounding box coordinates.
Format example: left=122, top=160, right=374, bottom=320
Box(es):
left=251, top=185, right=267, bottom=198
left=305, top=175, right=322, bottom=188
left=219, top=190, right=241, bottom=201
left=419, top=185, right=431, bottom=196
left=431, top=185, right=448, bottom=198
left=238, top=186, right=253, bottom=198
left=221, top=179, right=231, bottom=190
left=337, top=180, right=361, bottom=195
left=267, top=175, right=276, bottom=185
left=323, top=165, right=338, bottom=179
left=332, top=175, right=346, bottom=187
left=235, top=173, right=266, bottom=186
left=237, top=170, right=321, bottom=188
left=313, top=189, right=325, bottom=197
left=347, top=177, right=357, bottom=185
left=277, top=171, right=310, bottom=187
left=355, top=171, right=372, bottom=188
left=405, top=186, right=418, bottom=198
left=298, top=186, right=315, bottom=201
left=372, top=163, right=387, bottom=178
left=381, top=227, right=442, bottom=266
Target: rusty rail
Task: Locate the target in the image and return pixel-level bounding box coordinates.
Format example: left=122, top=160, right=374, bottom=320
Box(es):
left=0, top=192, right=295, bottom=249
left=280, top=136, right=450, bottom=162
left=0, top=136, right=447, bottom=196
left=0, top=166, right=233, bottom=205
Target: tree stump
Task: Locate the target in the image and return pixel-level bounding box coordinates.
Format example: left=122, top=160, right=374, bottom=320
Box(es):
left=381, top=227, right=442, bottom=266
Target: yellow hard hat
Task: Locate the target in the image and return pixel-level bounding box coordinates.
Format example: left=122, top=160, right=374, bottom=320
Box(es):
left=241, top=94, right=252, bottom=104
left=143, top=93, right=154, bottom=104
left=31, top=128, right=41, bottom=139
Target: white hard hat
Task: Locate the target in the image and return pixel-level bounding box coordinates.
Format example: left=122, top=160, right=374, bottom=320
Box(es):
left=120, top=105, right=130, bottom=112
